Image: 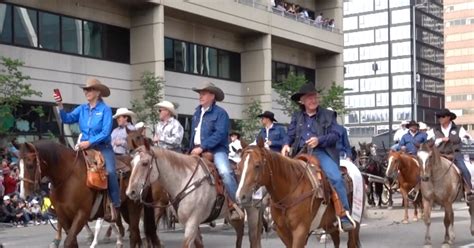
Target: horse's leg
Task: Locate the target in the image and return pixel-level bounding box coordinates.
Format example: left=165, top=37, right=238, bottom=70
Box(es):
left=50, top=223, right=62, bottom=248
left=422, top=199, right=433, bottom=248
left=400, top=187, right=409, bottom=224
left=63, top=211, right=88, bottom=248
left=228, top=216, right=245, bottom=248
left=90, top=219, right=104, bottom=248
left=442, top=204, right=455, bottom=247
left=327, top=228, right=340, bottom=248
left=110, top=222, right=124, bottom=248
left=273, top=215, right=292, bottom=247
left=413, top=197, right=419, bottom=222
left=246, top=206, right=263, bottom=248
left=193, top=227, right=204, bottom=248
left=143, top=205, right=161, bottom=247
left=182, top=221, right=200, bottom=248
left=126, top=201, right=142, bottom=248
left=470, top=199, right=474, bottom=235
left=84, top=224, right=95, bottom=243
left=375, top=182, right=383, bottom=207
left=290, top=225, right=310, bottom=248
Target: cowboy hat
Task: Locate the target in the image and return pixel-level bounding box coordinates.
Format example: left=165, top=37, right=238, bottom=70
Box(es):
left=400, top=120, right=409, bottom=127
left=113, top=108, right=136, bottom=120
left=435, top=108, right=457, bottom=120
left=134, top=122, right=148, bottom=129
left=3, top=195, right=10, bottom=201
left=192, top=82, right=225, bottom=102
left=80, top=78, right=110, bottom=97
left=257, top=111, right=277, bottom=122
left=290, top=82, right=321, bottom=102
left=154, top=100, right=177, bottom=116
left=405, top=120, right=419, bottom=128
left=419, top=122, right=428, bottom=130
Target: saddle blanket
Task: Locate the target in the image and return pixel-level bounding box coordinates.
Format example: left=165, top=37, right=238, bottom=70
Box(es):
left=340, top=160, right=364, bottom=223
left=465, top=157, right=474, bottom=189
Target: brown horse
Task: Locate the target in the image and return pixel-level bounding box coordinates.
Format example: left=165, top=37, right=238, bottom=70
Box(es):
left=236, top=139, right=362, bottom=248
left=417, top=143, right=474, bottom=248
left=386, top=150, right=422, bottom=224
left=19, top=140, right=156, bottom=248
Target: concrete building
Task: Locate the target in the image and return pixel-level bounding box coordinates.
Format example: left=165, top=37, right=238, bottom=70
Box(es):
left=343, top=0, right=444, bottom=145
left=0, top=0, right=343, bottom=143
left=444, top=0, right=474, bottom=136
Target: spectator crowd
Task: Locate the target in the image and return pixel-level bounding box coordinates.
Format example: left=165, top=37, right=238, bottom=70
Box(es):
left=270, top=0, right=336, bottom=31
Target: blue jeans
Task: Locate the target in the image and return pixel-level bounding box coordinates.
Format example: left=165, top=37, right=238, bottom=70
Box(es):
left=455, top=153, right=472, bottom=190
left=96, top=144, right=120, bottom=207
left=214, top=151, right=238, bottom=202
left=313, top=149, right=350, bottom=211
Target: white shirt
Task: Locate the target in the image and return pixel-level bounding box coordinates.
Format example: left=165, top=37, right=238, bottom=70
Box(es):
left=315, top=15, right=323, bottom=24
left=229, top=139, right=243, bottom=163
left=265, top=124, right=274, bottom=141
left=427, top=122, right=470, bottom=146
left=193, top=106, right=209, bottom=145
left=393, top=128, right=408, bottom=142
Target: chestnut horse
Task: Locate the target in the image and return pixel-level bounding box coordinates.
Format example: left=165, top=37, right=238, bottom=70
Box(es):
left=386, top=150, right=422, bottom=224
left=417, top=143, right=474, bottom=248
left=19, top=140, right=158, bottom=248
left=236, top=140, right=362, bottom=248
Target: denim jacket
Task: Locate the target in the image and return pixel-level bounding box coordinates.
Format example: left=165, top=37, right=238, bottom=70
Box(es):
left=189, top=102, right=229, bottom=153
left=399, top=131, right=427, bottom=155
left=335, top=124, right=352, bottom=158
left=256, top=124, right=287, bottom=152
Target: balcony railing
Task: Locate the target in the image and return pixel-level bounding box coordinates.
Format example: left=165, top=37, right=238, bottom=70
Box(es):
left=236, top=0, right=341, bottom=33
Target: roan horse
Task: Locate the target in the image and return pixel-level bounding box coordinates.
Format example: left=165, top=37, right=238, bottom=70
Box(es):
left=19, top=140, right=156, bottom=248
left=386, top=150, right=422, bottom=224
left=236, top=139, right=362, bottom=248
left=357, top=142, right=385, bottom=207
left=417, top=143, right=474, bottom=248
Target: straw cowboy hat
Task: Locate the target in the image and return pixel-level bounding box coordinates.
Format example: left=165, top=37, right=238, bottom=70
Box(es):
left=290, top=82, right=321, bottom=102
left=134, top=122, right=148, bottom=129
left=419, top=122, right=428, bottom=130
left=80, top=78, right=110, bottom=97
left=113, top=108, right=136, bottom=121
left=257, top=111, right=278, bottom=122
left=155, top=100, right=177, bottom=116
left=400, top=120, right=409, bottom=127
left=192, top=82, right=225, bottom=102
left=435, top=108, right=457, bottom=120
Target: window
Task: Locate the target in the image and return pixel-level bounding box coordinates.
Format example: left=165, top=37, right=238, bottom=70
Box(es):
left=39, top=12, right=59, bottom=51
left=359, top=44, right=388, bottom=60
left=102, top=25, right=130, bottom=63
left=13, top=6, right=38, bottom=47
left=360, top=109, right=389, bottom=123
left=390, top=0, right=410, bottom=8
left=345, top=60, right=388, bottom=78
left=391, top=58, right=411, bottom=73
left=390, top=25, right=411, bottom=41
left=0, top=3, right=12, bottom=43
left=343, top=0, right=374, bottom=15
left=272, top=61, right=314, bottom=85
left=83, top=21, right=102, bottom=58
left=392, top=74, right=411, bottom=89
left=360, top=77, right=388, bottom=92
left=347, top=126, right=375, bottom=136
left=375, top=0, right=388, bottom=10
left=344, top=48, right=358, bottom=62
left=345, top=94, right=375, bottom=108
left=61, top=17, right=82, bottom=54
left=392, top=91, right=411, bottom=105
left=345, top=111, right=359, bottom=124
left=174, top=40, right=188, bottom=72
left=376, top=93, right=388, bottom=106
left=344, top=30, right=374, bottom=46
left=393, top=107, right=411, bottom=121
left=343, top=16, right=358, bottom=31
left=392, top=41, right=411, bottom=57
left=359, top=12, right=388, bottom=29
left=391, top=8, right=410, bottom=25
left=375, top=28, right=388, bottom=42
left=344, top=79, right=359, bottom=93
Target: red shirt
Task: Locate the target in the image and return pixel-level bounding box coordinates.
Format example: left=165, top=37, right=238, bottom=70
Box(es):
left=2, top=175, right=17, bottom=195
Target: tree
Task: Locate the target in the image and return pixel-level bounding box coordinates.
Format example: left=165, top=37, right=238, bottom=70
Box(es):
left=131, top=71, right=164, bottom=136
left=320, top=82, right=349, bottom=116
left=235, top=99, right=263, bottom=143
left=0, top=57, right=43, bottom=136
left=272, top=73, right=307, bottom=117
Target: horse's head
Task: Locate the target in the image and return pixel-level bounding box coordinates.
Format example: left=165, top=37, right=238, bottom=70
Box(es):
left=126, top=139, right=157, bottom=201
left=236, top=137, right=269, bottom=204
left=386, top=150, right=401, bottom=180
left=357, top=142, right=371, bottom=169
left=417, top=143, right=436, bottom=181
left=19, top=142, right=42, bottom=199
left=127, top=127, right=146, bottom=152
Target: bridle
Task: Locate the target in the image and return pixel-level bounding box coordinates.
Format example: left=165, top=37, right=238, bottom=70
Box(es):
left=21, top=150, right=43, bottom=195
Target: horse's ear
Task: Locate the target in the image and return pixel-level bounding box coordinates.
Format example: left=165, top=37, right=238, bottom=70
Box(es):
left=24, top=142, right=36, bottom=153
left=256, top=136, right=265, bottom=148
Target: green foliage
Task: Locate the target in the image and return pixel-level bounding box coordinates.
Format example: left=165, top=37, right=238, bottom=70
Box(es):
left=131, top=71, right=164, bottom=136
left=320, top=82, right=349, bottom=115
left=235, top=99, right=263, bottom=143
left=272, top=73, right=307, bottom=117
left=0, top=57, right=43, bottom=135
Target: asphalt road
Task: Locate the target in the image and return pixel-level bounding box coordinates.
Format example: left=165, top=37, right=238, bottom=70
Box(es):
left=1, top=196, right=474, bottom=248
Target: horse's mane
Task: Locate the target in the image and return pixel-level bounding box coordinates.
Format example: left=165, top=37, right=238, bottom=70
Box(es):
left=153, top=147, right=198, bottom=172
left=26, top=140, right=74, bottom=167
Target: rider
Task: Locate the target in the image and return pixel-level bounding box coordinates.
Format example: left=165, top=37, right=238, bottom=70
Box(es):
left=228, top=131, right=243, bottom=165
left=391, top=121, right=409, bottom=151
left=281, top=82, right=355, bottom=232
left=111, top=108, right=136, bottom=155
left=189, top=82, right=242, bottom=220
left=54, top=78, right=120, bottom=221
left=328, top=108, right=352, bottom=161
left=153, top=100, right=184, bottom=153
left=427, top=108, right=473, bottom=200
left=399, top=120, right=427, bottom=155
left=255, top=111, right=287, bottom=152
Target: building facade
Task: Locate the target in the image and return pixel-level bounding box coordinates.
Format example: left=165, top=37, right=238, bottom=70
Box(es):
left=343, top=0, right=444, bottom=145
left=0, top=0, right=343, bottom=143
left=444, top=0, right=474, bottom=136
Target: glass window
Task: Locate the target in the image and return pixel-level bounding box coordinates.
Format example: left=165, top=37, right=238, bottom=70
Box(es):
left=83, top=21, right=102, bottom=58
left=390, top=25, right=411, bottom=41
left=391, top=8, right=410, bottom=24
left=0, top=3, right=12, bottom=43
left=39, top=12, right=60, bottom=51
left=392, top=41, right=411, bottom=57
left=393, top=107, right=411, bottom=121
left=13, top=6, right=38, bottom=47
left=391, top=58, right=411, bottom=73
left=375, top=0, right=388, bottom=10
left=102, top=25, right=129, bottom=63
left=344, top=79, right=359, bottom=93
left=360, top=109, right=389, bottom=123
left=345, top=111, right=359, bottom=124
left=344, top=48, right=358, bottom=62
left=347, top=126, right=375, bottom=137
left=205, top=47, right=218, bottom=77
left=376, top=92, right=388, bottom=106
left=392, top=91, right=411, bottom=105
left=343, top=0, right=374, bottom=15
left=345, top=94, right=375, bottom=108
left=360, top=77, right=388, bottom=92
left=229, top=52, right=241, bottom=82
left=390, top=0, right=410, bottom=8
left=61, top=17, right=82, bottom=54
left=392, top=74, right=411, bottom=89
left=359, top=44, right=388, bottom=60
left=344, top=30, right=374, bottom=46
left=173, top=40, right=187, bottom=72
left=375, top=28, right=388, bottom=42
left=343, top=16, right=358, bottom=31
left=359, top=12, right=387, bottom=29
left=218, top=50, right=230, bottom=79
left=345, top=60, right=388, bottom=78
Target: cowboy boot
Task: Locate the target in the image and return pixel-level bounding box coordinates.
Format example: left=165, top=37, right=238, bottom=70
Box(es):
left=331, top=190, right=354, bottom=232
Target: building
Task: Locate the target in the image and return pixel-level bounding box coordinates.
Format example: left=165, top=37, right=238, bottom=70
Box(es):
left=444, top=0, right=474, bottom=137
left=0, top=0, right=343, bottom=144
left=343, top=0, right=444, bottom=145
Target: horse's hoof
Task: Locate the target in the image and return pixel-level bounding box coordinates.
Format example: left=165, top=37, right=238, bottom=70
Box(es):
left=413, top=217, right=418, bottom=222
left=423, top=245, right=432, bottom=248
left=49, top=239, right=61, bottom=248
left=401, top=219, right=409, bottom=224
left=441, top=243, right=451, bottom=248
left=115, top=243, right=124, bottom=248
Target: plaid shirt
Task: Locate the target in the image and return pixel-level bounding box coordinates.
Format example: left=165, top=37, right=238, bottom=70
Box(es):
left=154, top=117, right=184, bottom=150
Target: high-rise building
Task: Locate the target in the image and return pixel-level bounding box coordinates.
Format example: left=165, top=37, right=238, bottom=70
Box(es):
left=444, top=0, right=474, bottom=137
left=343, top=0, right=444, bottom=145
left=0, top=0, right=343, bottom=142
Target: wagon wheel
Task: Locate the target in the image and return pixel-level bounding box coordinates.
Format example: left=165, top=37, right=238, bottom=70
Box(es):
left=381, top=183, right=393, bottom=207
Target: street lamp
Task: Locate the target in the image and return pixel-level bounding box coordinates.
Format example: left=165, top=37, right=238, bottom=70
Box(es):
left=412, top=1, right=428, bottom=121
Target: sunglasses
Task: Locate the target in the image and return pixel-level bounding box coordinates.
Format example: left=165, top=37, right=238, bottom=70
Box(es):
left=437, top=115, right=448, bottom=118
left=83, top=88, right=95, bottom=92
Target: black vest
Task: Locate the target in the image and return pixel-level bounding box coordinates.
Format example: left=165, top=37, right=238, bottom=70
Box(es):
left=433, top=122, right=461, bottom=155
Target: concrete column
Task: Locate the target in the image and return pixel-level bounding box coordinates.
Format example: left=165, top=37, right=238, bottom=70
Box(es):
left=130, top=3, right=164, bottom=98
left=315, top=53, right=343, bottom=90
left=240, top=34, right=272, bottom=114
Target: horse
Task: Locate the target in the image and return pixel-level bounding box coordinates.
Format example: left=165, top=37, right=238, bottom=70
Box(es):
left=417, top=143, right=474, bottom=248
left=126, top=140, right=262, bottom=248
left=235, top=139, right=362, bottom=248
left=357, top=142, right=385, bottom=207
left=386, top=150, right=422, bottom=223
left=19, top=140, right=154, bottom=248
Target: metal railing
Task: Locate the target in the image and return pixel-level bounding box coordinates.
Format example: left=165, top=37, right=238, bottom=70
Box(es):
left=236, top=0, right=341, bottom=33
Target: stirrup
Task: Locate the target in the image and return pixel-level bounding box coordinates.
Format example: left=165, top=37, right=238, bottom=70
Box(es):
left=336, top=211, right=356, bottom=233
left=407, top=188, right=419, bottom=201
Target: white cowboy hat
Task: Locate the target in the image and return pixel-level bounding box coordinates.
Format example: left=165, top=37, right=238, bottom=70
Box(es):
left=419, top=122, right=428, bottom=130
left=134, top=122, right=148, bottom=129
left=3, top=195, right=10, bottom=201
left=154, top=101, right=177, bottom=116
left=113, top=108, right=136, bottom=121
left=400, top=120, right=409, bottom=126
left=31, top=199, right=39, bottom=204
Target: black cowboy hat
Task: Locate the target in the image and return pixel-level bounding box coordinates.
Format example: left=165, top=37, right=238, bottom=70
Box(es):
left=290, top=82, right=321, bottom=102
left=405, top=120, right=419, bottom=128
left=229, top=131, right=241, bottom=139
left=257, top=111, right=277, bottom=122
left=435, top=108, right=457, bottom=120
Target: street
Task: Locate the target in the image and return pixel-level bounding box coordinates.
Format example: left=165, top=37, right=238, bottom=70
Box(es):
left=1, top=196, right=474, bottom=248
